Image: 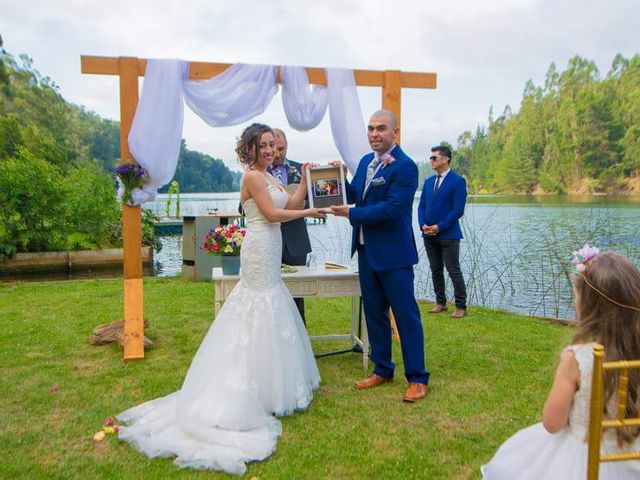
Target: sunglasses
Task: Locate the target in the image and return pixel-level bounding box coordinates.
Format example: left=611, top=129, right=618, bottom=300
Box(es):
left=429, top=155, right=441, bottom=161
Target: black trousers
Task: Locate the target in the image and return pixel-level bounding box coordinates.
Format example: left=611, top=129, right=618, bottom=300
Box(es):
left=283, top=249, right=307, bottom=326
left=424, top=237, right=467, bottom=309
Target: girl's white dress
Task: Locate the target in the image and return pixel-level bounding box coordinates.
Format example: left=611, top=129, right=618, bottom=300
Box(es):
left=116, top=184, right=320, bottom=475
left=482, top=343, right=640, bottom=479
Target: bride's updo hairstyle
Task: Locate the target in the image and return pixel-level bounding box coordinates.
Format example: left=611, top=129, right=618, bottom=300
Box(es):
left=236, top=123, right=273, bottom=169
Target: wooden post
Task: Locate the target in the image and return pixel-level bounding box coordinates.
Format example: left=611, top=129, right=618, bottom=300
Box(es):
left=382, top=70, right=403, bottom=340
left=119, top=57, right=144, bottom=360
left=382, top=70, right=402, bottom=142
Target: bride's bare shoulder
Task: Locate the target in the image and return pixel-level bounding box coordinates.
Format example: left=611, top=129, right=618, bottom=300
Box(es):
left=243, top=170, right=265, bottom=184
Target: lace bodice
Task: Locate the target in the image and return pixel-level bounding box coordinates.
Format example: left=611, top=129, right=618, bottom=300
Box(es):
left=240, top=183, right=289, bottom=288
left=567, top=342, right=619, bottom=445
left=242, top=182, right=288, bottom=225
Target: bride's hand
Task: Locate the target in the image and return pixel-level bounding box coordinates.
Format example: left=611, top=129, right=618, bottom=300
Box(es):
left=300, top=162, right=318, bottom=183
left=306, top=207, right=328, bottom=218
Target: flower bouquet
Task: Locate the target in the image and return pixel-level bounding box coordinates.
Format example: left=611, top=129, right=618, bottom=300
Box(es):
left=204, top=224, right=247, bottom=256
left=115, top=160, right=149, bottom=206
left=204, top=224, right=247, bottom=275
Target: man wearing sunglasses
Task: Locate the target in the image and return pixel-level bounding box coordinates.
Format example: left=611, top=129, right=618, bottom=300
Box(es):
left=417, top=146, right=468, bottom=318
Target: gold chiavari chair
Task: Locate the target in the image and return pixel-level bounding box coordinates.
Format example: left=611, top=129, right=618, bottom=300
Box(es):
left=587, top=344, right=640, bottom=479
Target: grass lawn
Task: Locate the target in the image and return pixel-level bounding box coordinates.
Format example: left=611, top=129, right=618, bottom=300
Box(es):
left=0, top=277, right=574, bottom=479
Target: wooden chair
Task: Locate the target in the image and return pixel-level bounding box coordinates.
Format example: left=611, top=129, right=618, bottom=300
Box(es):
left=587, top=344, right=640, bottom=479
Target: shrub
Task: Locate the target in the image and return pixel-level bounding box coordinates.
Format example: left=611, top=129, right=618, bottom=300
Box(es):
left=0, top=147, right=67, bottom=256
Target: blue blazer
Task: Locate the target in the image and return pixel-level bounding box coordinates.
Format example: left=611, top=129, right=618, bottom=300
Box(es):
left=417, top=170, right=467, bottom=240
left=346, top=145, right=419, bottom=272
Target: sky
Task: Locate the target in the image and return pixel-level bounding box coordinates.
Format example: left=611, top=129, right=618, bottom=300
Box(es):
left=1, top=0, right=638, bottom=173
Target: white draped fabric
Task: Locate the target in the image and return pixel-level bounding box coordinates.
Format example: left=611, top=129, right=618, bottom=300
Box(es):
left=280, top=66, right=328, bottom=131
left=125, top=59, right=369, bottom=205
left=182, top=63, right=278, bottom=128
left=326, top=68, right=370, bottom=175
left=127, top=60, right=186, bottom=202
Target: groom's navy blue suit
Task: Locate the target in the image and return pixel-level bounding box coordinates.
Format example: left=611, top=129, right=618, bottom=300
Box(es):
left=346, top=145, right=429, bottom=384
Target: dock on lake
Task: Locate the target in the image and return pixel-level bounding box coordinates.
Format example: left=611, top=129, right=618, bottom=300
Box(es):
left=154, top=218, right=183, bottom=235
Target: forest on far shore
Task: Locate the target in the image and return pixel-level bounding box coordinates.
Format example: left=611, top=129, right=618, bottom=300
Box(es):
left=444, top=54, right=640, bottom=194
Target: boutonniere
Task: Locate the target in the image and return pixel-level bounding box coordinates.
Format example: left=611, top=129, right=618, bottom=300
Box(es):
left=287, top=164, right=301, bottom=181
left=381, top=153, right=395, bottom=166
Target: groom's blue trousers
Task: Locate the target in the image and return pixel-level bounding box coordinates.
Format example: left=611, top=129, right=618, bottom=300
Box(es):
left=357, top=244, right=429, bottom=384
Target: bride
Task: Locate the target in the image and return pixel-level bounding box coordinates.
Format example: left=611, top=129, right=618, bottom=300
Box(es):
left=117, top=123, right=327, bottom=475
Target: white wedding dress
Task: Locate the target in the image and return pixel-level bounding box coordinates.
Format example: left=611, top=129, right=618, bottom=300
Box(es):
left=117, top=182, right=320, bottom=475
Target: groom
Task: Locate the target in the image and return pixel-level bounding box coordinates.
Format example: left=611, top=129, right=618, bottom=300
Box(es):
left=331, top=110, right=430, bottom=402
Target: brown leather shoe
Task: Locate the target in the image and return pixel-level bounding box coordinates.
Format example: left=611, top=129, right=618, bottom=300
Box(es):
left=450, top=308, right=466, bottom=318
left=403, top=383, right=429, bottom=402
left=428, top=304, right=448, bottom=314
left=355, top=374, right=393, bottom=390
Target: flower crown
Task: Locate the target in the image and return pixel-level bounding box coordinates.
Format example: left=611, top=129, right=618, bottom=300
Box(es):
left=571, top=244, right=600, bottom=272
left=571, top=244, right=640, bottom=312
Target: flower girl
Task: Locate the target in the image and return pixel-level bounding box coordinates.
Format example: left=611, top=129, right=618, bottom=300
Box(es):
left=482, top=246, right=640, bottom=479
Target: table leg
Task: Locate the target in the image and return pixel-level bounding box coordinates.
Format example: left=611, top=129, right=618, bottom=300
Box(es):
left=361, top=305, right=369, bottom=370
left=350, top=296, right=357, bottom=345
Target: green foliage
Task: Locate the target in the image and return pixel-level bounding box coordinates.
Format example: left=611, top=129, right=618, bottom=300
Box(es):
left=64, top=160, right=121, bottom=249
left=0, top=147, right=68, bottom=255
left=142, top=208, right=162, bottom=252
left=455, top=54, right=640, bottom=194
left=0, top=113, right=21, bottom=158
left=165, top=180, right=180, bottom=218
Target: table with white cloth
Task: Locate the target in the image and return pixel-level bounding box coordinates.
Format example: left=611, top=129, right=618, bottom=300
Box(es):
left=212, top=266, right=369, bottom=369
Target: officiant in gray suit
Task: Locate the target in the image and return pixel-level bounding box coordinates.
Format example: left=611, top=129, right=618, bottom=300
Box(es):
left=269, top=128, right=312, bottom=325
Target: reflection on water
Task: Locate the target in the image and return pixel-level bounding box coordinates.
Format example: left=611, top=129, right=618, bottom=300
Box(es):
left=154, top=235, right=183, bottom=277
left=152, top=193, right=640, bottom=321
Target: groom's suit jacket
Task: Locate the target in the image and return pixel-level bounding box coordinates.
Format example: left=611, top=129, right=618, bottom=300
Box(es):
left=417, top=170, right=466, bottom=240
left=346, top=145, right=419, bottom=272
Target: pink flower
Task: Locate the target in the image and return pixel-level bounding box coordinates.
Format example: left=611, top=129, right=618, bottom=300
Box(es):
left=213, top=245, right=220, bottom=251
left=571, top=244, right=600, bottom=273
left=381, top=153, right=395, bottom=166
left=104, top=417, right=114, bottom=426
left=49, top=384, right=58, bottom=393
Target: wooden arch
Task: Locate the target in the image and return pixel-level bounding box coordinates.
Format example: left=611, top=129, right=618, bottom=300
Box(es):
left=80, top=55, right=437, bottom=360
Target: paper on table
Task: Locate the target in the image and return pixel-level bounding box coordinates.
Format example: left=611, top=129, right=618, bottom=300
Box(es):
left=324, top=261, right=349, bottom=269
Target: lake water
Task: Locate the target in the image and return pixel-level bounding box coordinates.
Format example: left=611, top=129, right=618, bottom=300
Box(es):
left=148, top=193, right=640, bottom=321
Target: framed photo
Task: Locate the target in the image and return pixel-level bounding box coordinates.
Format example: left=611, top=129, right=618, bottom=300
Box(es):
left=306, top=165, right=347, bottom=209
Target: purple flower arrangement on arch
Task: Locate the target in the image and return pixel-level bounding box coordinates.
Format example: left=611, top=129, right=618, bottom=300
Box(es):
left=115, top=160, right=149, bottom=205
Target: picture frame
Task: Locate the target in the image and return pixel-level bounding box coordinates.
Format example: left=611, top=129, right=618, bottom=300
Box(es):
left=305, top=165, right=347, bottom=209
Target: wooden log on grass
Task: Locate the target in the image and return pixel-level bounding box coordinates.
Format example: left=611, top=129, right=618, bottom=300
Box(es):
left=91, top=319, right=153, bottom=348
